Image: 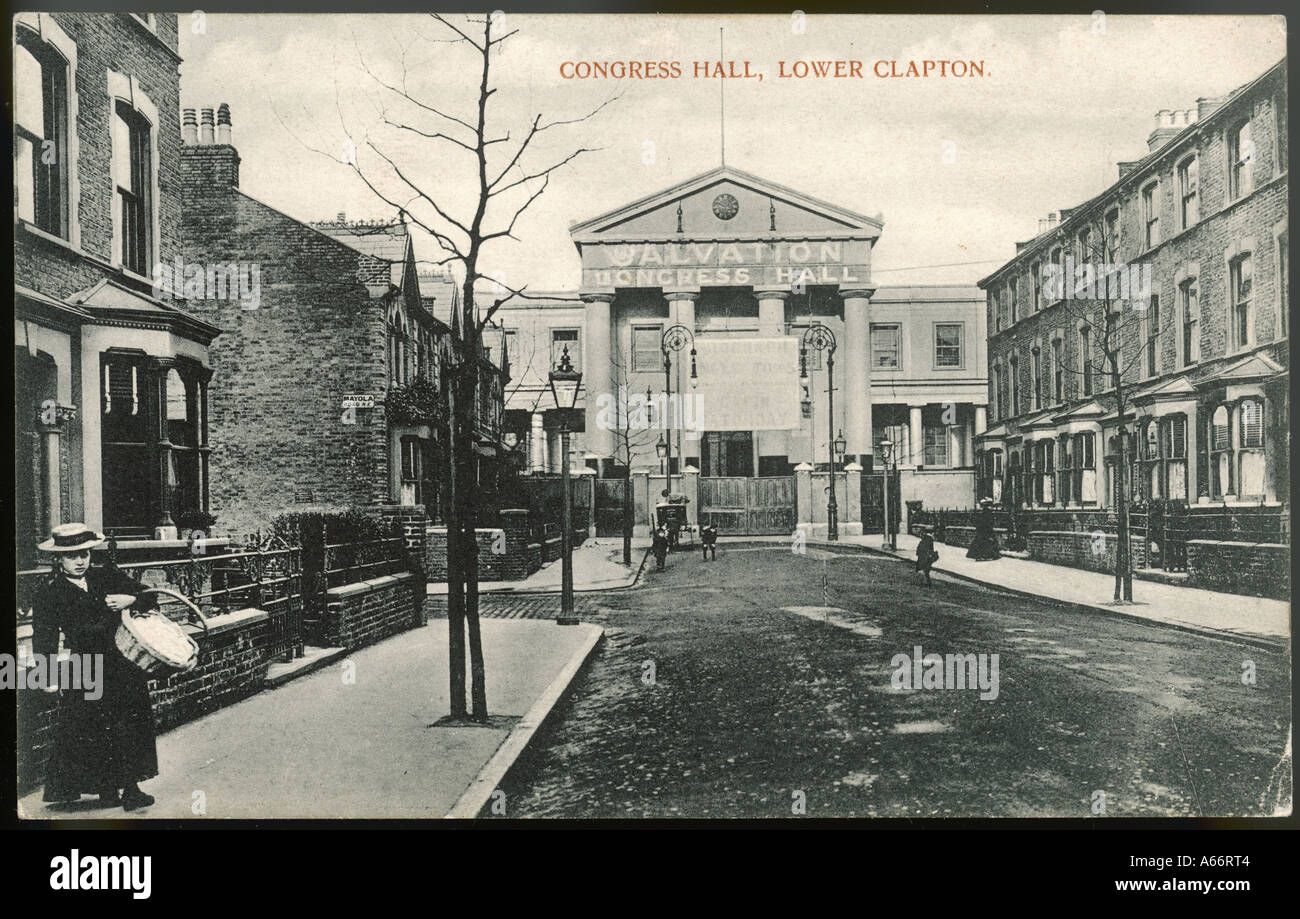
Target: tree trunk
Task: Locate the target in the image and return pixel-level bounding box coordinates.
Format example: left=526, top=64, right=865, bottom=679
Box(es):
left=621, top=432, right=633, bottom=564
left=459, top=280, right=489, bottom=723
left=445, top=371, right=467, bottom=719
left=465, top=453, right=488, bottom=721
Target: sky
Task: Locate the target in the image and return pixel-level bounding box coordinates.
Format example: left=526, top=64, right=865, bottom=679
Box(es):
left=177, top=12, right=1286, bottom=291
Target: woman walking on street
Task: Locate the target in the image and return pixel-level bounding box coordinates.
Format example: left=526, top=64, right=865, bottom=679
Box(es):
left=32, top=524, right=160, bottom=811
left=966, top=499, right=1002, bottom=561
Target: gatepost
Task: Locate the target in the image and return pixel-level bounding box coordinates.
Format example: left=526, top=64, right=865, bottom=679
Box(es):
left=681, top=465, right=699, bottom=528
left=842, top=463, right=863, bottom=536
left=576, top=467, right=597, bottom=538
left=794, top=462, right=815, bottom=539
left=632, top=470, right=651, bottom=537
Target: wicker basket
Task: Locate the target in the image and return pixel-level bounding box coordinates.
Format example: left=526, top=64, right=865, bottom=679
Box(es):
left=114, top=587, right=210, bottom=676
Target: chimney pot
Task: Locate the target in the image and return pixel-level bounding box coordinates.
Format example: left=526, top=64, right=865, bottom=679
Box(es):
left=182, top=108, right=198, bottom=145
left=216, top=103, right=232, bottom=145
left=199, top=107, right=215, bottom=144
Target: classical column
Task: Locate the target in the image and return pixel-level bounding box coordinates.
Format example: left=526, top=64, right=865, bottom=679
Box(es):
left=755, top=288, right=791, bottom=460
left=839, top=288, right=875, bottom=466
left=666, top=289, right=698, bottom=332
left=754, top=288, right=789, bottom=337
left=664, top=290, right=699, bottom=469
left=581, top=292, right=615, bottom=463
left=909, top=405, right=925, bottom=466
left=530, top=412, right=545, bottom=472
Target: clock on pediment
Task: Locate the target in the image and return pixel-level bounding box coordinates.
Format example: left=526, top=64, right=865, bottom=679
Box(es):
left=711, top=193, right=739, bottom=221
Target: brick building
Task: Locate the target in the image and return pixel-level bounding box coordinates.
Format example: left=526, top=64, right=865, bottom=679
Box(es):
left=14, top=12, right=221, bottom=564
left=976, top=59, right=1288, bottom=516
left=180, top=113, right=510, bottom=536
left=180, top=112, right=443, bottom=535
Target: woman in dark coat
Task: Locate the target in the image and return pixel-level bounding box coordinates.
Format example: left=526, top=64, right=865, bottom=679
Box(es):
left=32, top=523, right=159, bottom=811
left=965, top=500, right=1002, bottom=561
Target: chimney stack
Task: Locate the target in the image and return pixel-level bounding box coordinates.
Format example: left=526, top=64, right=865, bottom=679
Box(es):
left=216, top=103, right=232, bottom=145
left=180, top=103, right=240, bottom=191
left=1197, top=96, right=1223, bottom=120
left=1147, top=107, right=1196, bottom=152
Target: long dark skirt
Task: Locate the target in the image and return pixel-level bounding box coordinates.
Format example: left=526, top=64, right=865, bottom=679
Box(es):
left=43, top=656, right=158, bottom=801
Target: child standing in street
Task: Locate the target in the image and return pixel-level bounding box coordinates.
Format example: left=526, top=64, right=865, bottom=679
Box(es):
left=915, top=531, right=939, bottom=586
left=652, top=526, right=669, bottom=571
left=701, top=525, right=718, bottom=561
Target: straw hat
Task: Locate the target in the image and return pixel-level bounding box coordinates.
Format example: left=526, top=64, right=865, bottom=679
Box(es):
left=38, top=522, right=108, bottom=553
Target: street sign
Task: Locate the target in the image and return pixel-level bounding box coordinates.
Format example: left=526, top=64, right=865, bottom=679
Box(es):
left=341, top=395, right=376, bottom=409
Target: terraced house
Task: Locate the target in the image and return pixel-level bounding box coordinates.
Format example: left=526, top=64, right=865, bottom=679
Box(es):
left=14, top=12, right=220, bottom=565
left=974, top=58, right=1288, bottom=595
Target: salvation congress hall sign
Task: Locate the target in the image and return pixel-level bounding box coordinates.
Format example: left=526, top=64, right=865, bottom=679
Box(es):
left=581, top=238, right=872, bottom=289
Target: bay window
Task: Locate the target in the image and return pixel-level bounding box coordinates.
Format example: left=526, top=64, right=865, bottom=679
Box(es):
left=1209, top=405, right=1233, bottom=498
left=1238, top=398, right=1265, bottom=497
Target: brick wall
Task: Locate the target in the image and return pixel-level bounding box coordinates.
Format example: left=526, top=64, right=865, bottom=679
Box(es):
left=180, top=147, right=393, bottom=536
left=321, top=572, right=424, bottom=650
left=1186, top=539, right=1289, bottom=599
left=1028, top=530, right=1147, bottom=573
left=377, top=504, right=428, bottom=577
left=425, top=527, right=540, bottom=581
left=17, top=607, right=270, bottom=794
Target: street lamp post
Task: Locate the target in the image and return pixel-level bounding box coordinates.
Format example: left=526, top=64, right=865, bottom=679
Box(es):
left=800, top=324, right=839, bottom=540
left=548, top=345, right=583, bottom=625
left=660, top=324, right=696, bottom=497
left=655, top=434, right=668, bottom=480
left=879, top=439, right=897, bottom=550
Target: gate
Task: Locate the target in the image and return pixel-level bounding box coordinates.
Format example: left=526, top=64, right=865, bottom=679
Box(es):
left=699, top=476, right=796, bottom=535
left=595, top=478, right=628, bottom=537
left=861, top=471, right=901, bottom=536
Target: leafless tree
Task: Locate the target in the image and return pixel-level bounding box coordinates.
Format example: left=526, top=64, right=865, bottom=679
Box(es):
left=318, top=13, right=616, bottom=721
left=607, top=351, right=661, bottom=564
left=1035, top=218, right=1180, bottom=602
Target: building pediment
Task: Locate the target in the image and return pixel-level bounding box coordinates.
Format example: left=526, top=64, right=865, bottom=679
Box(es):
left=571, top=167, right=880, bottom=292
left=570, top=166, right=882, bottom=244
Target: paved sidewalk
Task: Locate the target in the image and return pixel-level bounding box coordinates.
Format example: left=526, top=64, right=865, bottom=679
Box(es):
left=429, top=538, right=646, bottom=595
left=700, top=532, right=1289, bottom=647
left=19, top=619, right=603, bottom=820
